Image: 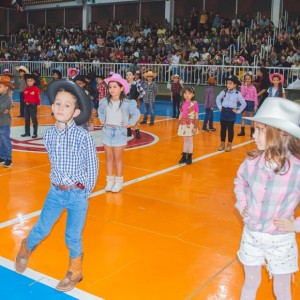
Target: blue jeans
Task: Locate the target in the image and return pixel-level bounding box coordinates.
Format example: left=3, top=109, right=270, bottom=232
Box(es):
left=0, top=126, right=12, bottom=160
left=28, top=185, right=89, bottom=258
left=143, top=102, right=155, bottom=123
left=203, top=108, right=214, bottom=129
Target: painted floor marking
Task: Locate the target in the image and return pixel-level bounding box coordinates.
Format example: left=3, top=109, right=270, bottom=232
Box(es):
left=0, top=257, right=104, bottom=300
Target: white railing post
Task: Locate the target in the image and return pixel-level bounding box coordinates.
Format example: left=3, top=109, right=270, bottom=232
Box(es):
left=1, top=41, right=7, bottom=50
left=10, top=35, right=16, bottom=44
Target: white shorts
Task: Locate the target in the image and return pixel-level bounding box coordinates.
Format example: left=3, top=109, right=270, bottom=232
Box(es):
left=238, top=226, right=298, bottom=275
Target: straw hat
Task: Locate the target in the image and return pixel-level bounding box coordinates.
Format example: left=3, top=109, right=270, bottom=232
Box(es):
left=207, top=76, right=217, bottom=85
left=0, top=75, right=15, bottom=88
left=104, top=73, right=130, bottom=94
left=16, top=66, right=29, bottom=74
left=269, top=73, right=284, bottom=84
left=244, top=97, right=300, bottom=138
left=171, top=74, right=180, bottom=80
left=143, top=70, right=157, bottom=78
left=47, top=79, right=92, bottom=126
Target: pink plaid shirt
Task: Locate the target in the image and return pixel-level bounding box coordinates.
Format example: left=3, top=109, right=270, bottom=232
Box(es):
left=241, top=84, right=258, bottom=109
left=234, top=154, right=300, bottom=234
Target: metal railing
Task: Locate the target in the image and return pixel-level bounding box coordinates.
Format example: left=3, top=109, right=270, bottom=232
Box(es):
left=0, top=61, right=298, bottom=87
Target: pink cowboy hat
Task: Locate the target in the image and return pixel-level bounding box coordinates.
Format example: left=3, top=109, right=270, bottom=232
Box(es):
left=104, top=73, right=130, bottom=95
left=269, top=73, right=284, bottom=84
left=67, top=68, right=79, bottom=77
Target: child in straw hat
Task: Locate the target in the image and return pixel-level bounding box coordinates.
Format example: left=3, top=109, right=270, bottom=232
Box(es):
left=140, top=71, right=158, bottom=125
left=235, top=97, right=300, bottom=300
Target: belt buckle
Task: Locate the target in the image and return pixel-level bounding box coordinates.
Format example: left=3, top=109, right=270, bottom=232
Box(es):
left=75, top=181, right=84, bottom=190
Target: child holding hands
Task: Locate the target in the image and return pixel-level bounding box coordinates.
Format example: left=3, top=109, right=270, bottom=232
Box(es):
left=98, top=73, right=140, bottom=192
left=235, top=97, right=300, bottom=300
left=178, top=87, right=199, bottom=165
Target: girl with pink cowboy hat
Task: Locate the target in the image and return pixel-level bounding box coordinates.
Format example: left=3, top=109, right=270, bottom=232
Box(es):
left=98, top=74, right=140, bottom=193
left=267, top=72, right=286, bottom=98
left=67, top=68, right=79, bottom=81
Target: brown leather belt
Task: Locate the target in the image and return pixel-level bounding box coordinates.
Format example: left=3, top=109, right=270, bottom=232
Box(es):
left=52, top=181, right=84, bottom=191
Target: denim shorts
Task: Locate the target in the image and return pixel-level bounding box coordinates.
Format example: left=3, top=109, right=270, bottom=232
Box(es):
left=243, top=100, right=255, bottom=112
left=238, top=227, right=298, bottom=275
left=102, top=124, right=127, bottom=147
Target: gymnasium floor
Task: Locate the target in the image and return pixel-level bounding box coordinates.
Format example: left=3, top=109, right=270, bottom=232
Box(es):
left=1, top=99, right=300, bottom=300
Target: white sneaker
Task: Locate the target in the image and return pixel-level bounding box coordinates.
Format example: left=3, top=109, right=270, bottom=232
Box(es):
left=105, top=176, right=115, bottom=192
left=111, top=176, right=123, bottom=193
left=111, top=182, right=123, bottom=193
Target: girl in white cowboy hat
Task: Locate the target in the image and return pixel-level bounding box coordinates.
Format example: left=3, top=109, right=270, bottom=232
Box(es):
left=98, top=73, right=140, bottom=192
left=235, top=97, right=300, bottom=300
left=268, top=72, right=286, bottom=98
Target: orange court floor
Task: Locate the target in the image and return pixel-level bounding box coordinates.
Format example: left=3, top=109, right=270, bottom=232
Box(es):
left=1, top=103, right=300, bottom=300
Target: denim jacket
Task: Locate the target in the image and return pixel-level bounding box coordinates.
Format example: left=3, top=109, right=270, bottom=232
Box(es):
left=98, top=97, right=140, bottom=126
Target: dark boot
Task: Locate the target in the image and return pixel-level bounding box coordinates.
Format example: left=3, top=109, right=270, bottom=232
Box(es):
left=127, top=128, right=132, bottom=137
left=32, top=125, right=38, bottom=138
left=179, top=152, right=187, bottom=164
left=186, top=153, right=193, bottom=165
left=237, top=127, right=245, bottom=136
left=135, top=129, right=141, bottom=139
left=250, top=127, right=255, bottom=137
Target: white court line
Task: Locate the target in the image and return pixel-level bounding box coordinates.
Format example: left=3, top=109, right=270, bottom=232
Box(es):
left=0, top=257, right=104, bottom=300
left=0, top=139, right=253, bottom=228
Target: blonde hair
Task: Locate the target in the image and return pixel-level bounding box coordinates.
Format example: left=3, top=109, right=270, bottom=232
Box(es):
left=248, top=125, right=300, bottom=173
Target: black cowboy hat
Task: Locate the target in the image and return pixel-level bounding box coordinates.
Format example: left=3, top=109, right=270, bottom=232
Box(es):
left=47, top=79, right=91, bottom=126
left=73, top=75, right=86, bottom=83
left=226, top=75, right=241, bottom=86
left=52, top=69, right=62, bottom=79
left=24, top=73, right=38, bottom=81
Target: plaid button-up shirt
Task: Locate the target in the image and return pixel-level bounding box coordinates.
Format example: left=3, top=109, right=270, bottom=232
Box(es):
left=234, top=154, right=300, bottom=234
left=44, top=121, right=99, bottom=194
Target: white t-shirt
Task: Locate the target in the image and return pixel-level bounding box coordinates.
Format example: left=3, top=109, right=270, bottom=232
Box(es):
left=105, top=101, right=122, bottom=125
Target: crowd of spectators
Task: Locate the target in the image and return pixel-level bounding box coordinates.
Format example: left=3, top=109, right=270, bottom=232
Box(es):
left=0, top=6, right=299, bottom=84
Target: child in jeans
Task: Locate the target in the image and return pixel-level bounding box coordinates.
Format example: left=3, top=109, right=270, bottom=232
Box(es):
left=140, top=71, right=158, bottom=125
left=15, top=80, right=99, bottom=292
left=202, top=76, right=216, bottom=132
left=0, top=75, right=15, bottom=168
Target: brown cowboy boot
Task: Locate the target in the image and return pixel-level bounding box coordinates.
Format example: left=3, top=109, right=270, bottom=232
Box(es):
left=15, top=238, right=31, bottom=273
left=218, top=142, right=225, bottom=151
left=56, top=254, right=83, bottom=292
left=225, top=142, right=232, bottom=152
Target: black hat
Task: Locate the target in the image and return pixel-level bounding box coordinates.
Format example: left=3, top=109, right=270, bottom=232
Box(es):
left=85, top=72, right=96, bottom=81
left=32, top=70, right=41, bottom=77
left=24, top=73, right=38, bottom=81
left=73, top=75, right=86, bottom=83
left=52, top=69, right=62, bottom=79
left=47, top=79, right=91, bottom=126
left=226, top=75, right=241, bottom=86
left=95, top=74, right=105, bottom=80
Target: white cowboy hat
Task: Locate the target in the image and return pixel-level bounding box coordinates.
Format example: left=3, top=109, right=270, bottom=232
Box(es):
left=244, top=97, right=300, bottom=138
left=16, top=66, right=29, bottom=73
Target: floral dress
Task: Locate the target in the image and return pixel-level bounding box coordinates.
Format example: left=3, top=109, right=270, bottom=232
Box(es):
left=177, top=101, right=199, bottom=136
